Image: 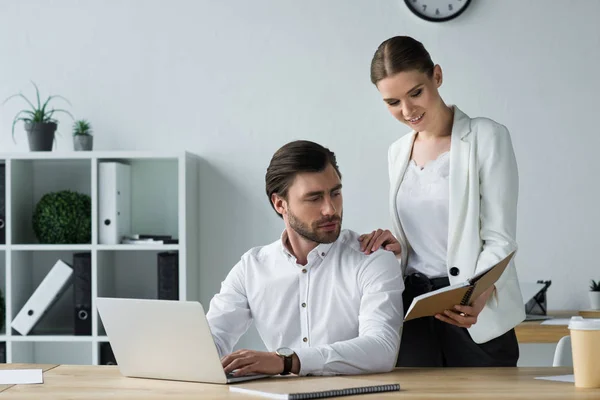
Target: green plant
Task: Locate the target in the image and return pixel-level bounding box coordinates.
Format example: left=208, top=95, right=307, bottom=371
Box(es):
left=73, top=119, right=92, bottom=136
left=32, top=190, right=91, bottom=244
left=3, top=81, right=74, bottom=143
left=590, top=280, right=600, bottom=292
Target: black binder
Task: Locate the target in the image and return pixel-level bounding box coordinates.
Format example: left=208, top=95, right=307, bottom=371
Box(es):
left=73, top=252, right=92, bottom=335
left=0, top=164, right=5, bottom=244
left=157, top=251, right=179, bottom=300
left=99, top=342, right=117, bottom=365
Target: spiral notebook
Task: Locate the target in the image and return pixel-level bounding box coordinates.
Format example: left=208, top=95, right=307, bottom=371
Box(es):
left=229, top=377, right=400, bottom=399
left=404, top=251, right=515, bottom=321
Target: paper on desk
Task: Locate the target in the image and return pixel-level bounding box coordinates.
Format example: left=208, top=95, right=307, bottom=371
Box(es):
left=540, top=318, right=573, bottom=325
left=0, top=369, right=43, bottom=384
left=534, top=374, right=574, bottom=383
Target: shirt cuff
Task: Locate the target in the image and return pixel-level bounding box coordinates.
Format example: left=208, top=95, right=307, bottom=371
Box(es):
left=293, top=347, right=324, bottom=376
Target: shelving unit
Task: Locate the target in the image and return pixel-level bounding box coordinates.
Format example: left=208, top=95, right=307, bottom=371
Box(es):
left=0, top=151, right=200, bottom=365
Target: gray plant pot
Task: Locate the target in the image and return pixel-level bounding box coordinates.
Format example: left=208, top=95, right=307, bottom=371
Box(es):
left=25, top=122, right=57, bottom=151
left=73, top=135, right=93, bottom=151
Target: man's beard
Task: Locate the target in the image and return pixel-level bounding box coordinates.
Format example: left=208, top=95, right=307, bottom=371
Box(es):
left=287, top=208, right=342, bottom=244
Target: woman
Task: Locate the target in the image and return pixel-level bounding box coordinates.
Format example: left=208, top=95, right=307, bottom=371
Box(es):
left=359, top=36, right=525, bottom=367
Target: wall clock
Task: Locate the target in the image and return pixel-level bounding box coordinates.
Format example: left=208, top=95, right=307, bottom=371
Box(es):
left=404, top=0, right=472, bottom=22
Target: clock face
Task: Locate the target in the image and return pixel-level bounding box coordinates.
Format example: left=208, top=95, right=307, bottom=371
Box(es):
left=404, top=0, right=472, bottom=22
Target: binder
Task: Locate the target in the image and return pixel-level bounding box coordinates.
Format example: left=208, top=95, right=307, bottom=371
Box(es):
left=0, top=163, right=5, bottom=244
left=11, top=260, right=74, bottom=336
left=98, top=162, right=131, bottom=244
left=157, top=252, right=179, bottom=300
left=404, top=251, right=515, bottom=322
left=73, top=252, right=92, bottom=335
left=100, top=342, right=117, bottom=365
left=229, top=378, right=400, bottom=399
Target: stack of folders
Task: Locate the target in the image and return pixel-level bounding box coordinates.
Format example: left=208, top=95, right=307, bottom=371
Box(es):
left=12, top=255, right=94, bottom=336
left=11, top=252, right=179, bottom=335
left=11, top=260, right=74, bottom=336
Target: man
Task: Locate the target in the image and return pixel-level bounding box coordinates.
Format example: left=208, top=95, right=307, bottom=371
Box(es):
left=206, top=140, right=404, bottom=377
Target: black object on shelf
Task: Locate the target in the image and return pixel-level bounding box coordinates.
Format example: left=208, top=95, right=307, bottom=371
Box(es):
left=100, top=342, right=117, bottom=365
left=525, top=280, right=552, bottom=315
left=157, top=251, right=179, bottom=300
left=73, top=252, right=92, bottom=335
left=0, top=342, right=5, bottom=363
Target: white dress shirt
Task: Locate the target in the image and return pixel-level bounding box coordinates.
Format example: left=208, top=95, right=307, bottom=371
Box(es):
left=205, top=229, right=405, bottom=376
left=396, top=151, right=450, bottom=278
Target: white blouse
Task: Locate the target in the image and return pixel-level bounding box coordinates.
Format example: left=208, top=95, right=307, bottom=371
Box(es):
left=396, top=151, right=450, bottom=278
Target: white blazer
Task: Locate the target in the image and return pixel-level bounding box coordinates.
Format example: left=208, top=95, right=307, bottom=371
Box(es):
left=387, top=105, right=525, bottom=344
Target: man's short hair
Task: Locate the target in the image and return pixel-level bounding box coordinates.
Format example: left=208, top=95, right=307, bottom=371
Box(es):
left=265, top=140, right=342, bottom=217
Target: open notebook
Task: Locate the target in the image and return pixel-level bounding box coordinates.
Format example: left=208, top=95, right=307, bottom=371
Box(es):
left=404, top=251, right=516, bottom=321
left=229, top=377, right=400, bottom=399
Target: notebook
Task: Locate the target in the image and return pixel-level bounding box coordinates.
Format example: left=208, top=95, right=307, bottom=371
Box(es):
left=404, top=251, right=516, bottom=321
left=229, top=377, right=400, bottom=399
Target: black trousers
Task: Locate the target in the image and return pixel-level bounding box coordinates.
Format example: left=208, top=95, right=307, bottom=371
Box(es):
left=396, top=272, right=519, bottom=367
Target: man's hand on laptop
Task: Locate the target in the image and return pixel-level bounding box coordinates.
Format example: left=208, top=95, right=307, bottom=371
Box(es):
left=221, top=350, right=299, bottom=377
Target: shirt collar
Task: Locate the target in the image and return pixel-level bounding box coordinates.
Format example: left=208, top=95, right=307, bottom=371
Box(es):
left=280, top=229, right=334, bottom=261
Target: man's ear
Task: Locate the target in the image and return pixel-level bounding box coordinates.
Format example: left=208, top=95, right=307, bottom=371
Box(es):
left=271, top=193, right=287, bottom=216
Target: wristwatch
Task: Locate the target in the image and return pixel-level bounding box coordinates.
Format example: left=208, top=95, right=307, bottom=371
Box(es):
left=275, top=347, right=295, bottom=375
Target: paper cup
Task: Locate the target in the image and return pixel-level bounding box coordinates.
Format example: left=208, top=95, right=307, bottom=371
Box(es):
left=568, top=317, right=600, bottom=388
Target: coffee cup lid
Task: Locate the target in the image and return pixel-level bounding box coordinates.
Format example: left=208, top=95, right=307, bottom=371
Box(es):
left=568, top=316, right=600, bottom=330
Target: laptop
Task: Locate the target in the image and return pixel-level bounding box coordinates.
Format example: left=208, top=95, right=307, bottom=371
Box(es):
left=96, top=297, right=270, bottom=384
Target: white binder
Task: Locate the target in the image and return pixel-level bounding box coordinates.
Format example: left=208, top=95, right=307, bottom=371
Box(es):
left=99, top=161, right=132, bottom=244
left=11, top=260, right=74, bottom=336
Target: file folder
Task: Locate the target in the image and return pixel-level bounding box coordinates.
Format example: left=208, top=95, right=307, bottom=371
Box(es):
left=98, top=162, right=131, bottom=244
left=11, top=260, right=74, bottom=335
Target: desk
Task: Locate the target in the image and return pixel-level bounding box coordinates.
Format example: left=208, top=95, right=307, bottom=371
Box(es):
left=515, top=311, right=575, bottom=343
left=1, top=364, right=599, bottom=399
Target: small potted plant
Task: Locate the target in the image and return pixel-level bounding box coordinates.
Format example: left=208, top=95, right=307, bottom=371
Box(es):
left=3, top=81, right=73, bottom=151
left=73, top=119, right=93, bottom=151
left=590, top=279, right=600, bottom=310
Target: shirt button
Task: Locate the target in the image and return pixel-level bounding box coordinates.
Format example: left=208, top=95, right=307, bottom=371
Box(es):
left=303, top=337, right=308, bottom=343
left=450, top=267, right=460, bottom=276
left=302, top=269, right=307, bottom=273
left=301, top=303, right=306, bottom=308
left=321, top=252, right=326, bottom=257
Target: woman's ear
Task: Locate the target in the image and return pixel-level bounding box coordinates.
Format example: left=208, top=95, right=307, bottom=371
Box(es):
left=433, top=64, right=443, bottom=88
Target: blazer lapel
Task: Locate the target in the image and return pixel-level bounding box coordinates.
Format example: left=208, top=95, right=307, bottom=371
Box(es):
left=447, top=106, right=472, bottom=260
left=389, top=132, right=415, bottom=266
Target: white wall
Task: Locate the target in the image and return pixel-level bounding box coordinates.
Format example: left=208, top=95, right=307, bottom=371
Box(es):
left=1, top=1, right=599, bottom=356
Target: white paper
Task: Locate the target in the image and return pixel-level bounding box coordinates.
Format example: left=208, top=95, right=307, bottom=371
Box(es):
left=540, top=318, right=573, bottom=325
left=534, top=374, right=575, bottom=383
left=0, top=369, right=43, bottom=384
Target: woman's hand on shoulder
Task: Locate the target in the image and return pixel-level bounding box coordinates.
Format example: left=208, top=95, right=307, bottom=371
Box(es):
left=358, top=229, right=402, bottom=256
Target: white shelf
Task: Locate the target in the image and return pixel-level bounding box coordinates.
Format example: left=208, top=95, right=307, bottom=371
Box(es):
left=10, top=335, right=94, bottom=342
left=11, top=245, right=94, bottom=251
left=0, top=150, right=192, bottom=160
left=96, top=244, right=180, bottom=251
left=0, top=150, right=200, bottom=366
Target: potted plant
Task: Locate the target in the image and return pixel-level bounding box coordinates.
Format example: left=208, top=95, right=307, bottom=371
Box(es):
left=3, top=81, right=73, bottom=151
left=73, top=119, right=93, bottom=151
left=590, top=280, right=600, bottom=310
